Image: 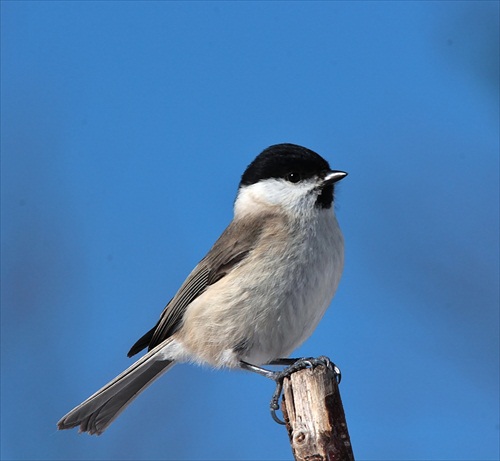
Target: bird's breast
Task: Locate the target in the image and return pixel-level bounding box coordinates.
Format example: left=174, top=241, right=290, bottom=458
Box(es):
left=179, top=211, right=344, bottom=367
left=242, top=212, right=344, bottom=364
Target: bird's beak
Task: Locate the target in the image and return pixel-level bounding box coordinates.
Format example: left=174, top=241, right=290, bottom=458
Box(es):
left=323, top=170, right=348, bottom=185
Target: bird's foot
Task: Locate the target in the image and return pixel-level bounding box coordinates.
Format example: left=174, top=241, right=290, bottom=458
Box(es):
left=268, top=356, right=341, bottom=425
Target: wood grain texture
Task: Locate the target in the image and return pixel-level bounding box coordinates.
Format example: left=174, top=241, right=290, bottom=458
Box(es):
left=282, top=365, right=354, bottom=461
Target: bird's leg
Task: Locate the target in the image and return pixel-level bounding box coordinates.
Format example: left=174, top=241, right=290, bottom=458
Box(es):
left=266, top=357, right=301, bottom=366
left=238, top=361, right=286, bottom=424
left=239, top=356, right=341, bottom=425
left=238, top=361, right=275, bottom=378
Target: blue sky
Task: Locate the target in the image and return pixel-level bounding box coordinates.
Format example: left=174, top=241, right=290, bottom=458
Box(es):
left=1, top=1, right=499, bottom=460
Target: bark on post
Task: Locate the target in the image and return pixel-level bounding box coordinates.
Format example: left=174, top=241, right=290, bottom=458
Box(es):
left=281, top=365, right=354, bottom=461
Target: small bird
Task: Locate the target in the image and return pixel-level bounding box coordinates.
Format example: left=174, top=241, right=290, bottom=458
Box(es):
left=58, top=143, right=347, bottom=435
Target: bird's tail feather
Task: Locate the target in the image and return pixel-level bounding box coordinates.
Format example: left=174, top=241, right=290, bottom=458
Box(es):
left=58, top=343, right=175, bottom=435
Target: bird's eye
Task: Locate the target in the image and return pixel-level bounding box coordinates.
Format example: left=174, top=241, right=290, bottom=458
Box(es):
left=285, top=172, right=301, bottom=183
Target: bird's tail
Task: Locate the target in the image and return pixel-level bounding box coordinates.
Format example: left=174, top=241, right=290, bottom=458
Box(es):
left=58, top=343, right=175, bottom=435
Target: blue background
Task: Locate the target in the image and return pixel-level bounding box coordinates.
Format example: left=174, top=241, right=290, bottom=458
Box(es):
left=1, top=1, right=499, bottom=460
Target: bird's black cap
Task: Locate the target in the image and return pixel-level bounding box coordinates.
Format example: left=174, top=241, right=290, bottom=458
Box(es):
left=240, top=143, right=331, bottom=187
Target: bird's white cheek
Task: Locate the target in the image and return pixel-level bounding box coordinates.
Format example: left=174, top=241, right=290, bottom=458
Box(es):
left=234, top=180, right=315, bottom=217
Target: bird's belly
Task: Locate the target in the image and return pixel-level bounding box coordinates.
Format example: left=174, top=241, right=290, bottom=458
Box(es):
left=239, top=257, right=339, bottom=365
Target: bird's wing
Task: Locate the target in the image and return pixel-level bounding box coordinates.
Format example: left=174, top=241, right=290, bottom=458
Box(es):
left=128, top=215, right=278, bottom=356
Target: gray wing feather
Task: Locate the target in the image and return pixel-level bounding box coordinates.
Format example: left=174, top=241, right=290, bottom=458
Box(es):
left=148, top=265, right=211, bottom=346
left=146, top=217, right=267, bottom=350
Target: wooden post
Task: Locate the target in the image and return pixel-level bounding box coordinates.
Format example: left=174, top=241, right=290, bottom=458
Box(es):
left=281, top=365, right=355, bottom=461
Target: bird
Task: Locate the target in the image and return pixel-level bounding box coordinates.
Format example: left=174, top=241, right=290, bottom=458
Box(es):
left=57, top=143, right=347, bottom=435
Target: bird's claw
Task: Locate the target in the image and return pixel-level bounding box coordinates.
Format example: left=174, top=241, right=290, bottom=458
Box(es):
left=268, top=356, right=341, bottom=425
left=270, top=379, right=286, bottom=425
left=271, top=406, right=286, bottom=425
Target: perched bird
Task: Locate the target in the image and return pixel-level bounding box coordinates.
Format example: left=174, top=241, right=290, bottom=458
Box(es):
left=58, top=143, right=347, bottom=435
